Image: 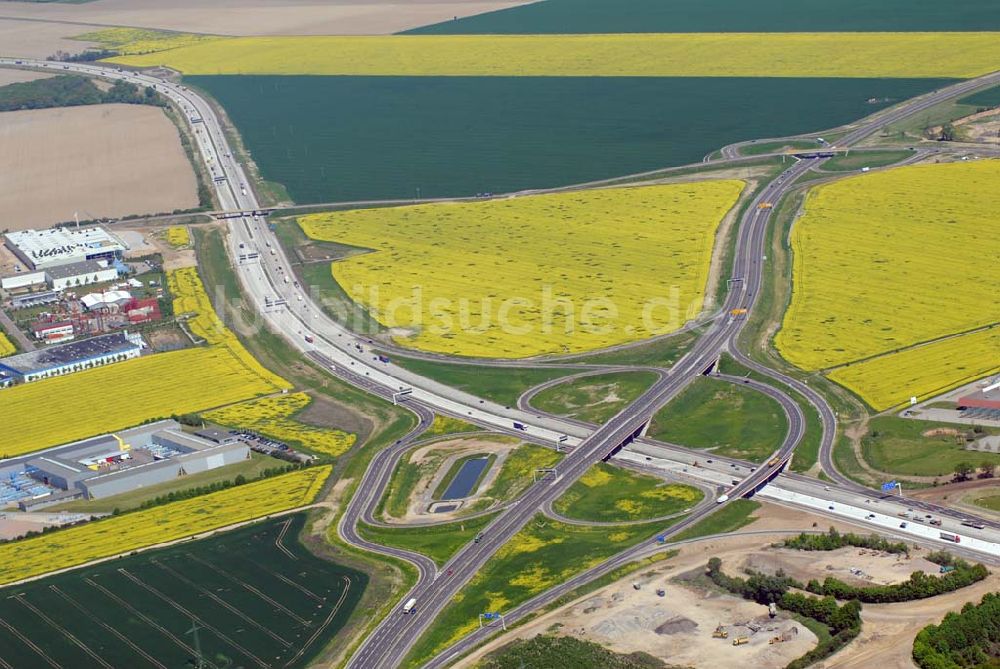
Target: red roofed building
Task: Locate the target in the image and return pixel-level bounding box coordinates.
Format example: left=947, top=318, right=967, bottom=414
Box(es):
left=958, top=379, right=1000, bottom=411
left=125, top=297, right=161, bottom=324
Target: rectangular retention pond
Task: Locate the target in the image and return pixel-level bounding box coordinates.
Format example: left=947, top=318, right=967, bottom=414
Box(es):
left=441, top=456, right=490, bottom=500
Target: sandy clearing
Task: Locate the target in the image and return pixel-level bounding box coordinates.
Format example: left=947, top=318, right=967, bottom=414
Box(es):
left=739, top=545, right=941, bottom=587
left=0, top=66, right=52, bottom=86
left=0, top=18, right=101, bottom=59
left=0, top=1, right=535, bottom=37
left=0, top=103, right=198, bottom=229
left=456, top=502, right=993, bottom=669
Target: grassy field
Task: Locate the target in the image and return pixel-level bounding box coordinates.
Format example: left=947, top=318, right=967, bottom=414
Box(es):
left=409, top=0, right=1000, bottom=34
left=570, top=329, right=698, bottom=367
left=777, top=160, right=1000, bottom=409
left=861, top=416, right=1000, bottom=477
left=0, top=466, right=329, bottom=585
left=113, top=34, right=1000, bottom=78
left=357, top=513, right=498, bottom=567
left=820, top=149, right=914, bottom=171
left=405, top=513, right=682, bottom=666
left=0, top=514, right=364, bottom=669
left=203, top=392, right=356, bottom=457
left=529, top=371, right=659, bottom=424
left=958, top=84, right=1000, bottom=107
left=972, top=494, right=1000, bottom=512
left=552, top=462, right=703, bottom=523
left=647, top=376, right=788, bottom=462
left=741, top=139, right=823, bottom=155
left=671, top=499, right=762, bottom=541
left=188, top=75, right=950, bottom=203
left=480, top=635, right=663, bottom=669
left=425, top=414, right=480, bottom=437
left=300, top=182, right=742, bottom=357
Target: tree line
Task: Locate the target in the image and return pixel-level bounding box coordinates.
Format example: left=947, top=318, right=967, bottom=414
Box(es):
left=0, top=75, right=164, bottom=112
left=782, top=527, right=909, bottom=555
left=805, top=560, right=988, bottom=604
left=913, top=592, right=1000, bottom=669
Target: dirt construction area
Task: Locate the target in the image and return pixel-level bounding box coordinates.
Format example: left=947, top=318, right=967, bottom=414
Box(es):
left=0, top=103, right=198, bottom=229
left=457, top=503, right=998, bottom=669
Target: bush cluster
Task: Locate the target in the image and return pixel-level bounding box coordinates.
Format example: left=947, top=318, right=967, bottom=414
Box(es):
left=0, top=75, right=164, bottom=112
left=782, top=527, right=908, bottom=555
left=805, top=562, right=988, bottom=604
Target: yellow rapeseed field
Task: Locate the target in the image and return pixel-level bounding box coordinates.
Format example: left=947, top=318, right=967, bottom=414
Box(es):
left=168, top=266, right=291, bottom=390
left=0, top=332, right=14, bottom=357
left=777, top=160, right=1000, bottom=409
left=300, top=182, right=743, bottom=358
left=77, top=27, right=224, bottom=56
left=165, top=225, right=191, bottom=248
left=203, top=393, right=355, bottom=457
left=109, top=33, right=1000, bottom=78
left=0, top=466, right=330, bottom=585
left=0, top=347, right=282, bottom=459
left=828, top=328, right=1000, bottom=411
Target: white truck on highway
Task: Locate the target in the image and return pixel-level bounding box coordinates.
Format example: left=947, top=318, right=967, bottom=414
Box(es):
left=403, top=598, right=417, bottom=614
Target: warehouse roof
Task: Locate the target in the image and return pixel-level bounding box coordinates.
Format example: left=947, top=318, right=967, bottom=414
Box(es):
left=46, top=259, right=113, bottom=281
left=5, top=226, right=127, bottom=267
left=0, top=331, right=142, bottom=375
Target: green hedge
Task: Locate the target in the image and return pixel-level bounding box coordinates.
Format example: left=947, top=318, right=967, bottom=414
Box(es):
left=913, top=592, right=1000, bottom=669
left=782, top=527, right=908, bottom=555
left=805, top=563, right=988, bottom=604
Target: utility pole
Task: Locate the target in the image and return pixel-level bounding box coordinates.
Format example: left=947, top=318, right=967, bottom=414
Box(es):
left=186, top=619, right=205, bottom=669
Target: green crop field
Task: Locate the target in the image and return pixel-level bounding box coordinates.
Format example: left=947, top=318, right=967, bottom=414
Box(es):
left=820, top=149, right=914, bottom=171
left=188, top=75, right=951, bottom=204
left=552, top=462, right=703, bottom=523
left=408, top=0, right=1000, bottom=34
left=958, top=84, right=1000, bottom=107
left=0, top=515, right=364, bottom=669
left=529, top=371, right=659, bottom=424
left=647, top=377, right=788, bottom=462
left=861, top=416, right=1000, bottom=478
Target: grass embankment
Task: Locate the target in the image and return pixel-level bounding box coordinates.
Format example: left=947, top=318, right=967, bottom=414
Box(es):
left=357, top=513, right=499, bottom=567
left=405, top=513, right=685, bottom=666
left=529, top=371, right=659, bottom=423
left=392, top=357, right=580, bottom=407
left=568, top=329, right=697, bottom=367
left=553, top=462, right=703, bottom=523
left=425, top=414, right=480, bottom=437
left=819, top=149, right=913, bottom=171
left=861, top=416, right=1000, bottom=478
left=647, top=376, right=788, bottom=463
left=972, top=494, right=1000, bottom=512
left=740, top=139, right=821, bottom=156
left=671, top=499, right=761, bottom=541
left=380, top=441, right=558, bottom=520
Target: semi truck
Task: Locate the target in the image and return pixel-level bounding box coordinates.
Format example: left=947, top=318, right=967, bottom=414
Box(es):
left=403, top=598, right=417, bottom=614
left=939, top=532, right=961, bottom=543
left=513, top=422, right=527, bottom=431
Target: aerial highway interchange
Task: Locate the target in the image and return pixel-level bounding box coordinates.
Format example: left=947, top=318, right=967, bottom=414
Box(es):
left=2, top=55, right=998, bottom=669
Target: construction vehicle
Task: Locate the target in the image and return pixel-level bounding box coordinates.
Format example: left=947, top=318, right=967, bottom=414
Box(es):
left=730, top=308, right=748, bottom=317
left=768, top=603, right=777, bottom=618
left=656, top=589, right=665, bottom=597
left=757, top=202, right=773, bottom=209
left=769, top=636, right=783, bottom=645
left=733, top=636, right=749, bottom=646
left=113, top=434, right=131, bottom=453
left=940, top=565, right=956, bottom=574
left=712, top=624, right=729, bottom=639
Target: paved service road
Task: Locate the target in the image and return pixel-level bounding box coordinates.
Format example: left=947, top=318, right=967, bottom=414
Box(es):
left=5, top=58, right=999, bottom=668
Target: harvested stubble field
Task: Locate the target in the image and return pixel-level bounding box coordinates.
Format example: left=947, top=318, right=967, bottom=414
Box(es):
left=0, top=514, right=363, bottom=669
left=111, top=32, right=1000, bottom=78
left=777, top=160, right=1000, bottom=409
left=0, top=104, right=198, bottom=230
left=0, top=466, right=330, bottom=586
left=300, top=182, right=743, bottom=358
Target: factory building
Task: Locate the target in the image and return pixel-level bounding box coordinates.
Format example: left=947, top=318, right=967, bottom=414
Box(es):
left=0, top=420, right=251, bottom=508
left=958, top=377, right=1000, bottom=420
left=0, top=331, right=144, bottom=385
left=4, top=226, right=128, bottom=272
left=45, top=259, right=119, bottom=291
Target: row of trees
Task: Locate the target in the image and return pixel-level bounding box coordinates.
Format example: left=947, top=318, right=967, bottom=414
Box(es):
left=782, top=527, right=909, bottom=555
left=805, top=562, right=988, bottom=604
left=0, top=75, right=164, bottom=112
left=913, top=592, right=1000, bottom=669
left=953, top=460, right=997, bottom=482
left=705, top=558, right=863, bottom=669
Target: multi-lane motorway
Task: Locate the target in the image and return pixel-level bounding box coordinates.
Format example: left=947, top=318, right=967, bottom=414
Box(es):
left=3, top=57, right=1000, bottom=668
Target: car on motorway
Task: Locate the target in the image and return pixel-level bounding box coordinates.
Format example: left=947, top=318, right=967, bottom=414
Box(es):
left=866, top=513, right=876, bottom=520
left=900, top=522, right=908, bottom=528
